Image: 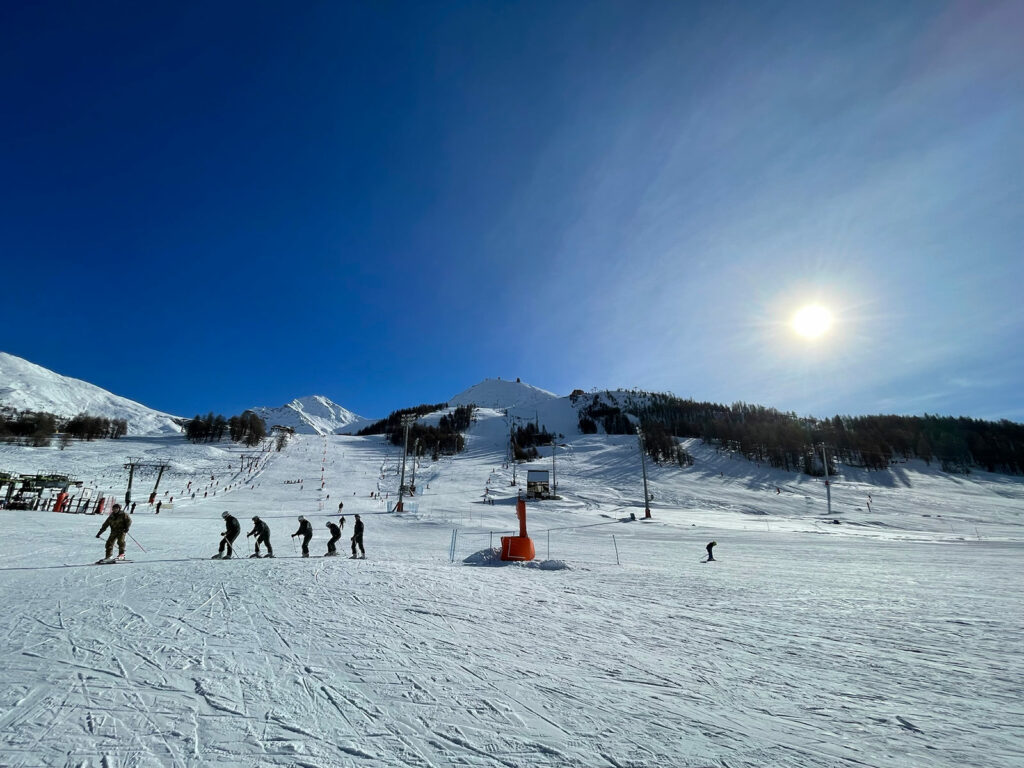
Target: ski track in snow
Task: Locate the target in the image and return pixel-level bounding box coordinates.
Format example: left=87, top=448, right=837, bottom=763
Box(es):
left=0, top=425, right=1022, bottom=767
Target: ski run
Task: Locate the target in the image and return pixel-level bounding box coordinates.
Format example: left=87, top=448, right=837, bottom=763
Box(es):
left=1, top=406, right=1022, bottom=767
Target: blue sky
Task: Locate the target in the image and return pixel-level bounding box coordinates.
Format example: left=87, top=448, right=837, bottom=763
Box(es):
left=3, top=1, right=1022, bottom=421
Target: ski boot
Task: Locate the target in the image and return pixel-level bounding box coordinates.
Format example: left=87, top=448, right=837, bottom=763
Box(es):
left=211, top=553, right=222, bottom=559
left=249, top=552, right=261, bottom=558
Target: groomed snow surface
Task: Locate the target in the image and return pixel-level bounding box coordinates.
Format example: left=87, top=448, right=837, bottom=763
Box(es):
left=1, top=410, right=1022, bottom=767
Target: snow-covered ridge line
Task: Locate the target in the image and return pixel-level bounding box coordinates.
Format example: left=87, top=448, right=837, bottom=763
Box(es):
left=0, top=352, right=181, bottom=435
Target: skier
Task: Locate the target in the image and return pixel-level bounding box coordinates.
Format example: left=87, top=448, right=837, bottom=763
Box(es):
left=350, top=513, right=365, bottom=559
left=325, top=520, right=341, bottom=556
left=155, top=500, right=162, bottom=514
left=705, top=541, right=717, bottom=562
left=212, top=511, right=240, bottom=559
left=96, top=503, right=132, bottom=562
left=247, top=515, right=274, bottom=558
left=291, top=515, right=313, bottom=557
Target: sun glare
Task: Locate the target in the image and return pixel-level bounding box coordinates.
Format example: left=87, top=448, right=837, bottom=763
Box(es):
left=791, top=304, right=833, bottom=338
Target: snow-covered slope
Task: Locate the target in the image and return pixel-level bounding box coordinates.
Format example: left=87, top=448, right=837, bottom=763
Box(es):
left=0, top=430, right=1022, bottom=767
left=0, top=351, right=181, bottom=435
left=449, top=378, right=558, bottom=410
left=251, top=395, right=374, bottom=435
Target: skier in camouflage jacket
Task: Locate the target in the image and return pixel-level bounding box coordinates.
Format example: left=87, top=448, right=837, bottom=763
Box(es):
left=96, top=504, right=132, bottom=559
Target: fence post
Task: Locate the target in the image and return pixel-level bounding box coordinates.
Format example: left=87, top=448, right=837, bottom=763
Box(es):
left=547, top=529, right=551, bottom=560
left=489, top=531, right=493, bottom=550
left=612, top=535, right=620, bottom=566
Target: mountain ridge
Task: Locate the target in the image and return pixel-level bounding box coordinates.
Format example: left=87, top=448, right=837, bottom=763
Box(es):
left=0, top=352, right=182, bottom=435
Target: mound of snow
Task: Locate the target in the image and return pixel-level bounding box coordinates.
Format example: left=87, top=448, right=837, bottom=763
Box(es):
left=462, top=547, right=571, bottom=570
left=251, top=395, right=374, bottom=435
left=0, top=351, right=181, bottom=435
left=450, top=378, right=558, bottom=410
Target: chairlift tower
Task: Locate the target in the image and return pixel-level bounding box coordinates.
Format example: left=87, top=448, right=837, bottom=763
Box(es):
left=396, top=414, right=416, bottom=512
left=636, top=426, right=652, bottom=518
left=123, top=458, right=171, bottom=507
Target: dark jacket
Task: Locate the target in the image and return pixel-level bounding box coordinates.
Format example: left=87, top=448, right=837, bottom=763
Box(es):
left=293, top=519, right=312, bottom=538
left=248, top=519, right=270, bottom=539
left=326, top=522, right=340, bottom=539
left=223, top=514, right=240, bottom=539
left=98, top=510, right=132, bottom=536
left=352, top=518, right=364, bottom=539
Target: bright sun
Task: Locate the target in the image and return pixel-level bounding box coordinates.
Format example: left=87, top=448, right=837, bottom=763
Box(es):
left=791, top=304, right=833, bottom=338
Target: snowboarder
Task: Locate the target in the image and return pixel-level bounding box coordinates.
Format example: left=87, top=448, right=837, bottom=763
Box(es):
left=247, top=516, right=274, bottom=558
left=291, top=515, right=313, bottom=557
left=705, top=541, right=717, bottom=562
left=213, top=511, right=240, bottom=559
left=325, top=521, right=341, bottom=556
left=96, top=503, right=132, bottom=562
left=350, top=514, right=365, bottom=559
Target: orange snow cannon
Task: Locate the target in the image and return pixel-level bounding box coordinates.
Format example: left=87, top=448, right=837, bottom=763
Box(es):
left=500, top=497, right=535, bottom=561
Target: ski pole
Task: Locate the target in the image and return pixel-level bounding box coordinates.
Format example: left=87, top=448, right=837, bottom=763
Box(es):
left=128, top=532, right=147, bottom=552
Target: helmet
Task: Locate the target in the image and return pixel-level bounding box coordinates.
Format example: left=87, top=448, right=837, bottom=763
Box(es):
left=222, top=511, right=230, bottom=519
left=252, top=515, right=260, bottom=521
left=298, top=515, right=305, bottom=522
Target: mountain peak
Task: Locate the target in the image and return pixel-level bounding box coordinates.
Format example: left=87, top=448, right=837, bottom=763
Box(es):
left=251, top=395, right=373, bottom=435
left=449, top=378, right=558, bottom=410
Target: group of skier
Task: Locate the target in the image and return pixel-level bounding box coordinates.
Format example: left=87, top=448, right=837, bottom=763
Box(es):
left=212, top=510, right=365, bottom=560
left=93, top=502, right=366, bottom=563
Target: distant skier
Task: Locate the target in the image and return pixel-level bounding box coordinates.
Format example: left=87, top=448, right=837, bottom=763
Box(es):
left=338, top=501, right=344, bottom=513
left=292, top=515, right=313, bottom=557
left=96, top=503, right=132, bottom=562
left=213, top=511, right=240, bottom=559
left=325, top=521, right=341, bottom=556
left=350, top=514, right=365, bottom=559
left=705, top=541, right=717, bottom=562
left=339, top=514, right=345, bottom=531
left=247, top=516, right=274, bottom=558
left=155, top=500, right=162, bottom=514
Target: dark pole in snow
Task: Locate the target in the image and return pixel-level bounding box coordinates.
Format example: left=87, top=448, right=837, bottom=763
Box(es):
left=821, top=442, right=832, bottom=515
left=637, top=426, right=651, bottom=518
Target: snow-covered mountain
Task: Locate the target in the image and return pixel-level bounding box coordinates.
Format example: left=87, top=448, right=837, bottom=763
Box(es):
left=0, top=351, right=182, bottom=435
left=250, top=395, right=374, bottom=435
left=449, top=378, right=559, bottom=410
